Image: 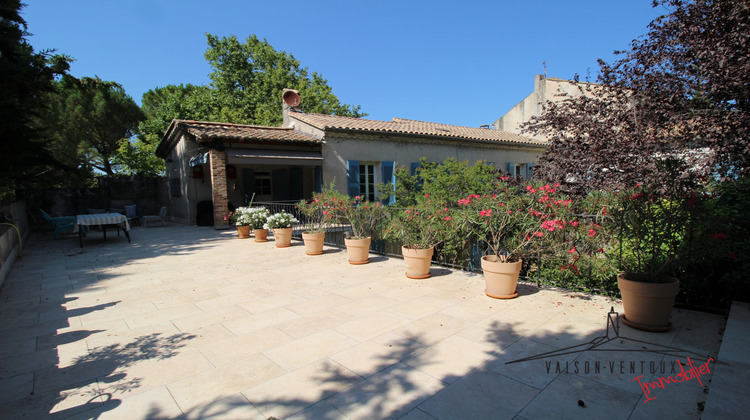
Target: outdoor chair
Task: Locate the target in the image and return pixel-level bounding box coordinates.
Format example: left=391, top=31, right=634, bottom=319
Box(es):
left=141, top=206, right=167, bottom=227
left=124, top=204, right=138, bottom=226
left=39, top=209, right=76, bottom=239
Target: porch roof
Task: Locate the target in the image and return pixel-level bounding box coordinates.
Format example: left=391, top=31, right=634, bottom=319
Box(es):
left=157, top=120, right=321, bottom=158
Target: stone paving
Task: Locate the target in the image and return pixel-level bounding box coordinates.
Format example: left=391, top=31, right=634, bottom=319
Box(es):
left=0, top=224, right=728, bottom=419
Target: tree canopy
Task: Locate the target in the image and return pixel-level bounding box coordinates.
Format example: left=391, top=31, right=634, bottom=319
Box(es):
left=136, top=34, right=366, bottom=173
left=525, top=0, right=750, bottom=195
left=0, top=0, right=71, bottom=199
left=45, top=76, right=145, bottom=177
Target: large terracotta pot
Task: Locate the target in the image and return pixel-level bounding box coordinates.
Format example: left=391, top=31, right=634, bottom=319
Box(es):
left=402, top=246, right=434, bottom=279
left=345, top=237, right=371, bottom=265
left=273, top=228, right=293, bottom=248
left=302, top=232, right=325, bottom=255
left=618, top=273, right=679, bottom=332
left=236, top=225, right=251, bottom=239
left=254, top=228, right=269, bottom=242
left=481, top=256, right=522, bottom=299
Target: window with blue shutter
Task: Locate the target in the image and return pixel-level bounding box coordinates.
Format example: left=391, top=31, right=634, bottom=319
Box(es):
left=272, top=168, right=289, bottom=201
left=314, top=166, right=322, bottom=193
left=526, top=163, right=534, bottom=179
left=290, top=167, right=303, bottom=201
left=242, top=169, right=255, bottom=204
left=507, top=162, right=516, bottom=176
left=381, top=161, right=396, bottom=205
left=346, top=160, right=360, bottom=198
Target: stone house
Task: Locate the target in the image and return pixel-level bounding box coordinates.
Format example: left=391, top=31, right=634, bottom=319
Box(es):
left=156, top=90, right=548, bottom=227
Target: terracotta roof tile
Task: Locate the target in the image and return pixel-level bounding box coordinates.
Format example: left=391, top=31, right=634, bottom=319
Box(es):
left=176, top=120, right=321, bottom=144
left=290, top=113, right=547, bottom=146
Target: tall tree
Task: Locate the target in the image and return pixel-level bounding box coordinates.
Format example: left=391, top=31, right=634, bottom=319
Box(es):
left=48, top=76, right=145, bottom=176
left=525, top=0, right=750, bottom=195
left=204, top=34, right=365, bottom=125
left=0, top=0, right=70, bottom=199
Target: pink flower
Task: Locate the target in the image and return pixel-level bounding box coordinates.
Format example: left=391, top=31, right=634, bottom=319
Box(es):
left=405, top=210, right=411, bottom=214
left=526, top=185, right=537, bottom=194
left=588, top=229, right=597, bottom=237
left=710, top=232, right=729, bottom=240
left=444, top=216, right=451, bottom=221
left=355, top=195, right=360, bottom=199
left=569, top=247, right=577, bottom=254
left=425, top=193, right=430, bottom=198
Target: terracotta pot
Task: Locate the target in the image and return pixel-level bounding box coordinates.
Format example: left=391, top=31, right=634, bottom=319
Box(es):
left=402, top=246, right=434, bottom=279
left=273, top=227, right=293, bottom=248
left=617, top=273, right=679, bottom=332
left=254, top=228, right=269, bottom=242
left=481, top=256, right=522, bottom=299
left=302, top=232, right=325, bottom=255
left=345, top=237, right=371, bottom=265
left=236, top=225, right=251, bottom=239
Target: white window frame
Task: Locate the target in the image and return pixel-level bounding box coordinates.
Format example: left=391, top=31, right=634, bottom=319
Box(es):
left=359, top=162, right=377, bottom=202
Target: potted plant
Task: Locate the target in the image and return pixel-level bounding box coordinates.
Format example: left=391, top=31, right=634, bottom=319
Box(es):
left=386, top=193, right=452, bottom=278
left=296, top=188, right=337, bottom=255
left=248, top=207, right=271, bottom=242
left=227, top=207, right=253, bottom=239
left=612, top=169, right=693, bottom=331
left=265, top=211, right=299, bottom=248
left=335, top=193, right=389, bottom=265
left=457, top=181, right=575, bottom=298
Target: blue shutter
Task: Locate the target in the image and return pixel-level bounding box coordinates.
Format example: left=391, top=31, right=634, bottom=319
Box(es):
left=507, top=162, right=516, bottom=176
left=381, top=161, right=396, bottom=205
left=290, top=167, right=303, bottom=201
left=410, top=162, right=421, bottom=176
left=526, top=163, right=534, bottom=179
left=486, top=161, right=496, bottom=167
left=242, top=169, right=255, bottom=204
left=314, top=166, right=322, bottom=193
left=346, top=160, right=360, bottom=198
left=273, top=169, right=289, bottom=201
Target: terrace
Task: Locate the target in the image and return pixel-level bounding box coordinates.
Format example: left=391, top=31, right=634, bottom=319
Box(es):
left=0, top=224, right=741, bottom=419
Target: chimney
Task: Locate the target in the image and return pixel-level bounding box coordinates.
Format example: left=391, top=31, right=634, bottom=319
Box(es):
left=282, top=89, right=301, bottom=128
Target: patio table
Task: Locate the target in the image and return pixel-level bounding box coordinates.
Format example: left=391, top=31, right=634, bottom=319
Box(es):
left=75, top=213, right=131, bottom=248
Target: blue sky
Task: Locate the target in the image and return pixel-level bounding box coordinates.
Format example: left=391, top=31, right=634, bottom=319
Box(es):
left=23, top=0, right=666, bottom=128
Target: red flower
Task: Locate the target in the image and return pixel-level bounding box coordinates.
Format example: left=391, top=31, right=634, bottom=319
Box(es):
left=444, top=216, right=451, bottom=221
left=728, top=251, right=738, bottom=260
left=710, top=232, right=729, bottom=240
left=588, top=229, right=597, bottom=237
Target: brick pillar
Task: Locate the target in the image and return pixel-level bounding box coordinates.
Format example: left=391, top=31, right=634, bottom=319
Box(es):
left=209, top=149, right=229, bottom=229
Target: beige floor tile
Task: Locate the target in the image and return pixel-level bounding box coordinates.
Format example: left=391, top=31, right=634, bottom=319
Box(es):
left=387, top=295, right=455, bottom=320
left=221, top=306, right=301, bottom=336
left=327, top=362, right=446, bottom=420
left=96, top=385, right=183, bottom=419
left=123, top=303, right=203, bottom=330
left=285, top=293, right=354, bottom=316
left=263, top=329, right=358, bottom=372
left=275, top=310, right=354, bottom=339
left=418, top=369, right=539, bottom=419
left=243, top=358, right=362, bottom=419
left=182, top=393, right=265, bottom=420
left=335, top=295, right=401, bottom=317
left=404, top=335, right=496, bottom=384
left=99, top=348, right=214, bottom=399
left=519, top=373, right=640, bottom=419
left=167, top=353, right=285, bottom=413
left=331, top=332, right=426, bottom=378
left=392, top=313, right=472, bottom=346
left=199, top=326, right=293, bottom=366
left=170, top=306, right=251, bottom=332
left=335, top=312, right=411, bottom=342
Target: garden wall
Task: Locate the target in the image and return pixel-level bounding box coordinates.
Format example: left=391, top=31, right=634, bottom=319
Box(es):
left=0, top=201, right=30, bottom=289
left=24, top=176, right=169, bottom=227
